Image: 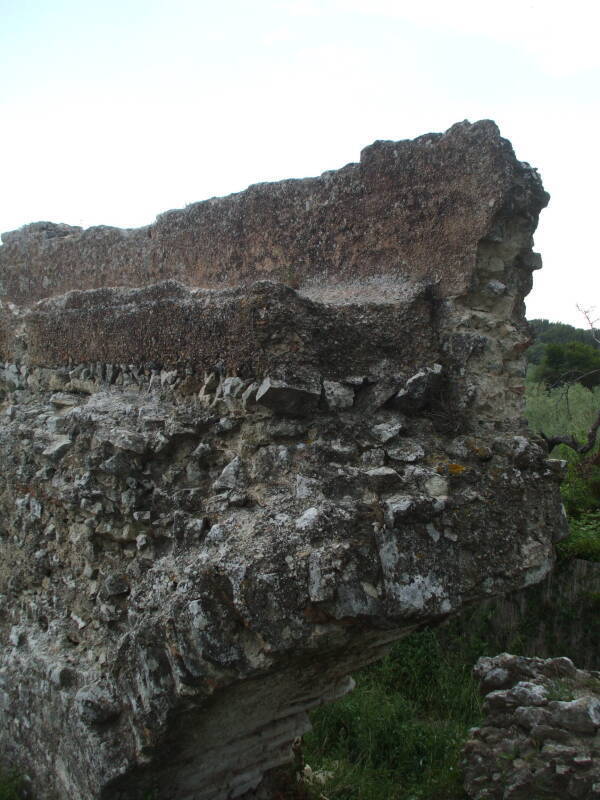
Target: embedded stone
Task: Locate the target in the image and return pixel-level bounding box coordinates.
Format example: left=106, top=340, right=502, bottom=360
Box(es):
left=42, top=435, right=71, bottom=461
left=75, top=685, right=120, bottom=726
left=323, top=380, right=354, bottom=411
left=393, top=363, right=443, bottom=413
left=213, top=456, right=244, bottom=492
left=256, top=376, right=321, bottom=416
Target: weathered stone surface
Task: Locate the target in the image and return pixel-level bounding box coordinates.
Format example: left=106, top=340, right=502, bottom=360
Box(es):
left=8, top=280, right=437, bottom=382
left=0, top=121, right=562, bottom=800
left=463, top=654, right=600, bottom=799
left=0, top=120, right=547, bottom=307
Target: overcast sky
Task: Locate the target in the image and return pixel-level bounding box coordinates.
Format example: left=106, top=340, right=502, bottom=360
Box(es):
left=1, top=0, right=598, bottom=325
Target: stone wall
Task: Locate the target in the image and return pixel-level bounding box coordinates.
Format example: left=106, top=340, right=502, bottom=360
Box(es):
left=0, top=120, right=547, bottom=307
left=463, top=654, right=600, bottom=799
left=0, top=121, right=565, bottom=800
left=15, top=280, right=438, bottom=378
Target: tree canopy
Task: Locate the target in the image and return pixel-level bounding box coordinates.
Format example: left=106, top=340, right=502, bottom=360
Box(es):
left=533, top=341, right=600, bottom=389
left=527, top=318, right=598, bottom=365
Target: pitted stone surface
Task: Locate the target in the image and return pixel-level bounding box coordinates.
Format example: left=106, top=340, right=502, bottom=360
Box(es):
left=0, top=121, right=563, bottom=800
left=0, top=120, right=547, bottom=307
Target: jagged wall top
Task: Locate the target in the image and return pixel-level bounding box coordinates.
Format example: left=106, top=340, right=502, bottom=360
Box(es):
left=0, top=120, right=548, bottom=306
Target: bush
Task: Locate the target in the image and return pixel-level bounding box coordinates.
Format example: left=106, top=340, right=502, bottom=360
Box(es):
left=527, top=319, right=598, bottom=365
left=557, top=511, right=600, bottom=561
left=533, top=342, right=600, bottom=389
left=525, top=381, right=600, bottom=517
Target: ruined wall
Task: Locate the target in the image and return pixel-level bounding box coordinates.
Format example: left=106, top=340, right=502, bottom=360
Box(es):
left=463, top=654, right=600, bottom=799
left=0, top=120, right=546, bottom=306
left=0, top=121, right=565, bottom=800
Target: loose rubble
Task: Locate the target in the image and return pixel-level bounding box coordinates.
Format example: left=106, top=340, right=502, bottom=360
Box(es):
left=463, top=654, right=600, bottom=799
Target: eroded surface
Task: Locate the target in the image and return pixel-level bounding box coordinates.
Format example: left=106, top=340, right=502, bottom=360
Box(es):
left=0, top=120, right=564, bottom=800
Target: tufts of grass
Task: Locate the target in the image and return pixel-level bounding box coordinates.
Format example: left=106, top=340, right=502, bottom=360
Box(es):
left=557, top=511, right=600, bottom=562
left=302, top=628, right=483, bottom=800
left=545, top=679, right=576, bottom=703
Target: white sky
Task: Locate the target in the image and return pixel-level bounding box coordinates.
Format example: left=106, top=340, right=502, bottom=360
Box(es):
left=1, top=0, right=598, bottom=324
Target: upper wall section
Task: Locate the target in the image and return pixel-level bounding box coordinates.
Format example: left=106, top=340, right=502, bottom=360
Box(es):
left=0, top=120, right=548, bottom=306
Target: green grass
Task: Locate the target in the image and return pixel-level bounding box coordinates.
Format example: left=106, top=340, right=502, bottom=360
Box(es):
left=545, top=679, right=576, bottom=702
left=525, top=381, right=600, bottom=518
left=0, top=768, right=24, bottom=800
left=302, top=629, right=483, bottom=800
left=557, top=511, right=600, bottom=561
left=526, top=380, right=599, bottom=560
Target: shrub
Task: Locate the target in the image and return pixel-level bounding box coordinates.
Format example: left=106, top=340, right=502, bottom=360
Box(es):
left=525, top=382, right=600, bottom=517
left=557, top=511, right=600, bottom=562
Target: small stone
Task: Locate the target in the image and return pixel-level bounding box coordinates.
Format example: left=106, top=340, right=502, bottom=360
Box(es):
left=323, top=380, right=354, bottom=411
left=393, top=364, right=442, bottom=413
left=480, top=667, right=511, bottom=691
left=365, top=466, right=402, bottom=491
left=192, top=442, right=211, bottom=461
left=256, top=376, right=321, bottom=416
left=201, top=372, right=219, bottom=395
left=486, top=279, right=506, bottom=295
left=241, top=381, right=258, bottom=410
left=384, top=494, right=445, bottom=526
left=549, top=697, right=600, bottom=734
left=42, top=435, right=71, bottom=461
left=160, top=369, right=178, bottom=386
left=386, top=442, right=425, bottom=463
left=205, top=524, right=227, bottom=544
left=106, top=429, right=148, bottom=454
left=354, top=376, right=405, bottom=414
left=49, top=392, right=80, bottom=407
left=361, top=448, right=386, bottom=467
left=213, top=457, right=243, bottom=491
left=222, top=376, right=245, bottom=399
left=295, top=507, right=321, bottom=531
left=216, top=417, right=238, bottom=433
left=424, top=474, right=448, bottom=497
left=102, top=573, right=130, bottom=597
left=9, top=627, right=25, bottom=647
left=371, top=421, right=403, bottom=443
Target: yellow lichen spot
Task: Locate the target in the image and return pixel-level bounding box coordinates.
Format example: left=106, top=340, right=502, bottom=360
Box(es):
left=448, top=463, right=467, bottom=475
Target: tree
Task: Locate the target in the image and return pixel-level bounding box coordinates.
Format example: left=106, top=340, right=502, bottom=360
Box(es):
left=534, top=341, right=600, bottom=390
left=527, top=318, right=598, bottom=365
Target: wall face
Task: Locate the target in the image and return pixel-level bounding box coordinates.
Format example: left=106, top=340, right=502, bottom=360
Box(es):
left=0, top=120, right=547, bottom=306
left=0, top=121, right=564, bottom=800
left=464, top=654, right=600, bottom=799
